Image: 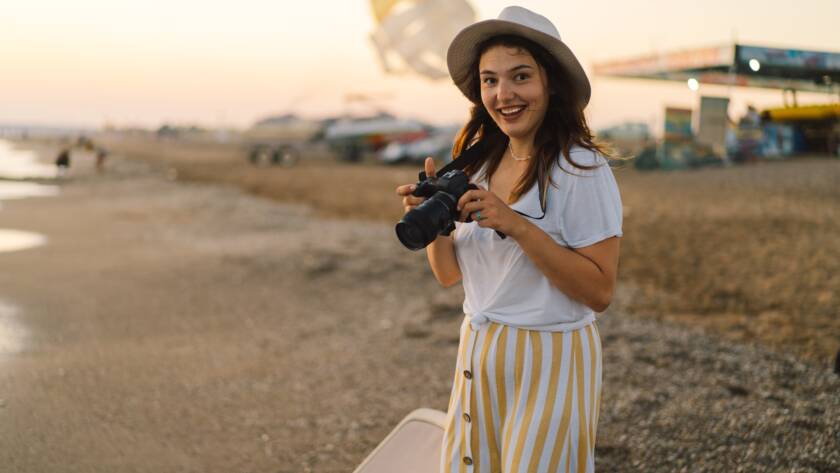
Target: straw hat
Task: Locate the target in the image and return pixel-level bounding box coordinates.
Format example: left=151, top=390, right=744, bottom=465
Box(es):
left=446, top=6, right=591, bottom=106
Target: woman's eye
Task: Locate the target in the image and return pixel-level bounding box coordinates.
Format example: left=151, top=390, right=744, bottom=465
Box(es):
left=515, top=73, right=530, bottom=81
left=482, top=77, right=496, bottom=85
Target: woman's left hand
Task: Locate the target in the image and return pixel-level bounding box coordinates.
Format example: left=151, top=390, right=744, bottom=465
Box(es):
left=457, top=186, right=528, bottom=239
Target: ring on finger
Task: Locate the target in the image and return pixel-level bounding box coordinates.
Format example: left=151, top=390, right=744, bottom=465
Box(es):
left=475, top=211, right=484, bottom=221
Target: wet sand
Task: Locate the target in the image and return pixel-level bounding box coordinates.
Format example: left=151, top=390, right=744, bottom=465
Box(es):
left=0, top=142, right=837, bottom=472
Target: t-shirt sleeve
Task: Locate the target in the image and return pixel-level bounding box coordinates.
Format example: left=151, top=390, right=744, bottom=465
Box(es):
left=553, top=150, right=623, bottom=248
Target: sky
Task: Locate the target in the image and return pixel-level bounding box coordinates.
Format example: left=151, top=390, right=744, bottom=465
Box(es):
left=1, top=0, right=839, bottom=132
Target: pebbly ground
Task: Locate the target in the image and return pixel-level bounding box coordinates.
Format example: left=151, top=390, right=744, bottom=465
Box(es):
left=0, top=152, right=836, bottom=472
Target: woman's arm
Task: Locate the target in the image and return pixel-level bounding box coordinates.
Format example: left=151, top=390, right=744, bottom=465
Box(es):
left=513, top=220, right=620, bottom=312
left=425, top=235, right=462, bottom=287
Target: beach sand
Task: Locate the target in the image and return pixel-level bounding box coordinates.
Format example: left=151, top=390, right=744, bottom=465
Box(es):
left=0, top=140, right=837, bottom=472
left=100, top=135, right=840, bottom=364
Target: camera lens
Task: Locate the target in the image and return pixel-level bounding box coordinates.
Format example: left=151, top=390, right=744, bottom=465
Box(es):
left=395, top=194, right=456, bottom=250
left=395, top=219, right=431, bottom=251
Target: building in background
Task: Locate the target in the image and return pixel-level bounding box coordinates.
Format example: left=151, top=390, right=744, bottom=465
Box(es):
left=594, top=43, right=840, bottom=167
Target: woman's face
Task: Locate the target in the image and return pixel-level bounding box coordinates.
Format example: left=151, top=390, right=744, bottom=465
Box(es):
left=478, top=44, right=550, bottom=142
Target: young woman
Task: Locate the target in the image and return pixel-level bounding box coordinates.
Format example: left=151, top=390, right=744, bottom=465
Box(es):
left=396, top=6, right=622, bottom=472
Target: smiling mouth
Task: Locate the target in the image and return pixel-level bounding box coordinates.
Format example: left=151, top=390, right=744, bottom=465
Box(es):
left=498, top=106, right=526, bottom=117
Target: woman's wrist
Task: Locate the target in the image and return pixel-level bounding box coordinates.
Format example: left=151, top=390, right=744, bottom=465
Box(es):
left=507, top=213, right=534, bottom=240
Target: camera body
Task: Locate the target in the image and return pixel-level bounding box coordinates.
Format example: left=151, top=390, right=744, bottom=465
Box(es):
left=412, top=169, right=479, bottom=229
left=395, top=169, right=478, bottom=250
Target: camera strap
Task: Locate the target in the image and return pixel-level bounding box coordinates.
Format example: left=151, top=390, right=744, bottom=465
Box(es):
left=419, top=139, right=548, bottom=217
left=417, top=140, right=487, bottom=181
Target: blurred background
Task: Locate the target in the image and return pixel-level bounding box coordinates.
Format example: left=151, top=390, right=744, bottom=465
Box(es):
left=1, top=1, right=838, bottom=472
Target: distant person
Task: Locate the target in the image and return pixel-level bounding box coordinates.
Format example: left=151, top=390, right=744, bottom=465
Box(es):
left=55, top=148, right=71, bottom=178
left=396, top=7, right=622, bottom=472
left=737, top=105, right=763, bottom=162
left=741, top=105, right=761, bottom=128
left=95, top=147, right=108, bottom=173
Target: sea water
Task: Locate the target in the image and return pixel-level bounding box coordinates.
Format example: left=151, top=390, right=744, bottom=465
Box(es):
left=0, top=139, right=56, bottom=253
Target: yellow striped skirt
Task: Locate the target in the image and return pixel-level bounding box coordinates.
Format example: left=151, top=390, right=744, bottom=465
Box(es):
left=440, top=317, right=602, bottom=473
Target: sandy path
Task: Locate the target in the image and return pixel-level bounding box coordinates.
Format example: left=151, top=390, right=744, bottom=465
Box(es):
left=0, top=155, right=836, bottom=472
left=0, top=157, right=462, bottom=472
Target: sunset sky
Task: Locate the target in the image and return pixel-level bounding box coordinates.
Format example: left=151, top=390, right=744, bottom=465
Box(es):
left=1, top=0, right=839, bottom=132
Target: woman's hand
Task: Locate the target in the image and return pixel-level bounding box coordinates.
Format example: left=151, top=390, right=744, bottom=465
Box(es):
left=396, top=157, right=436, bottom=214
left=457, top=186, right=528, bottom=239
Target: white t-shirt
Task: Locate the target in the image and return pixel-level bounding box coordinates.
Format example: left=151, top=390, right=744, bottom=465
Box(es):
left=453, top=146, right=623, bottom=332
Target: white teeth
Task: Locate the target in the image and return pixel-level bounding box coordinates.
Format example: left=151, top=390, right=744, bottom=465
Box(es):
left=500, top=106, right=525, bottom=116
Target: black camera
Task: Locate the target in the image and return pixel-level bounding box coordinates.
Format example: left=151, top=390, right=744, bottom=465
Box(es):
left=396, top=169, right=475, bottom=250
left=396, top=169, right=504, bottom=250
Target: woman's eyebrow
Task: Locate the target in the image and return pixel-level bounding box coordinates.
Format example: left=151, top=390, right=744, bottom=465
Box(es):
left=508, top=64, right=534, bottom=73
left=479, top=64, right=534, bottom=75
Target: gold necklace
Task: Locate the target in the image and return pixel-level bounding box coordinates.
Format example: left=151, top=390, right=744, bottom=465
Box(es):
left=508, top=142, right=532, bottom=161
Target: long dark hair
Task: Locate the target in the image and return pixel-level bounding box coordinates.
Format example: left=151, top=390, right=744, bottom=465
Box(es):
left=452, top=34, right=613, bottom=204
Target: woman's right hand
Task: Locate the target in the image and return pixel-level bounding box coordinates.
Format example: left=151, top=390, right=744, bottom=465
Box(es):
left=396, top=157, right=437, bottom=215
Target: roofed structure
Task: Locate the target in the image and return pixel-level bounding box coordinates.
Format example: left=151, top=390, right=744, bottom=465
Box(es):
left=593, top=44, right=840, bottom=93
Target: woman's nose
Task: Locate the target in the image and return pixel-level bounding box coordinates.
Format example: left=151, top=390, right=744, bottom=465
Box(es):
left=497, top=79, right=516, bottom=102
